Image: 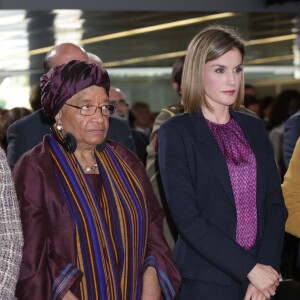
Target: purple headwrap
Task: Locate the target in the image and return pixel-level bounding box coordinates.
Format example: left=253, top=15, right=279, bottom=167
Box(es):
left=40, top=60, right=110, bottom=117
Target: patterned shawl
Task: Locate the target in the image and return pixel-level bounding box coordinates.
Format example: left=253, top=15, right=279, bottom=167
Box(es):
left=48, top=126, right=148, bottom=300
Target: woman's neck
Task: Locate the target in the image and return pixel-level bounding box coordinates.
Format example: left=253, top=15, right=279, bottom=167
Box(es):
left=75, top=148, right=98, bottom=174
left=202, top=105, right=230, bottom=124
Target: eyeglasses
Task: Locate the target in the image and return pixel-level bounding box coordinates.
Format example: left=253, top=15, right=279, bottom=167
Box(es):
left=64, top=103, right=115, bottom=116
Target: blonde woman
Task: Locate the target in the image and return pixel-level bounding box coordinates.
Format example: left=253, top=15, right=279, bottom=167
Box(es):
left=158, top=26, right=287, bottom=299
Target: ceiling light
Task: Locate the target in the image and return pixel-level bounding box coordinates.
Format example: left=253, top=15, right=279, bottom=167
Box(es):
left=105, top=66, right=298, bottom=77
left=244, top=34, right=297, bottom=46
left=104, top=51, right=186, bottom=67
left=25, top=12, right=234, bottom=56
left=54, top=10, right=84, bottom=46
left=81, top=12, right=235, bottom=45
left=0, top=10, right=26, bottom=26
left=245, top=54, right=294, bottom=65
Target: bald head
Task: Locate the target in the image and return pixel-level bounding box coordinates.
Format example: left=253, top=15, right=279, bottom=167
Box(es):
left=87, top=52, right=103, bottom=67
left=44, top=43, right=88, bottom=72
left=109, top=87, right=129, bottom=120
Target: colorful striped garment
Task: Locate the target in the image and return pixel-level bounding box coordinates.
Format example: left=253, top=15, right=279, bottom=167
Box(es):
left=48, top=129, right=151, bottom=299
left=47, top=125, right=178, bottom=300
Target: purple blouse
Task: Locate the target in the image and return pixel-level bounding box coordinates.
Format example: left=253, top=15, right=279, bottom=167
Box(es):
left=207, top=117, right=257, bottom=250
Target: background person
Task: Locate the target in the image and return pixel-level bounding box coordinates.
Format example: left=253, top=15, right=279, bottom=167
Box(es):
left=283, top=108, right=300, bottom=168
left=0, top=107, right=31, bottom=153
left=243, top=94, right=260, bottom=116
left=130, top=101, right=152, bottom=137
left=158, top=25, right=287, bottom=299
left=13, top=60, right=180, bottom=300
left=29, top=82, right=42, bottom=111
left=109, top=87, right=149, bottom=165
left=7, top=45, right=136, bottom=169
left=146, top=56, right=185, bottom=249
left=268, top=90, right=300, bottom=180
left=283, top=138, right=300, bottom=239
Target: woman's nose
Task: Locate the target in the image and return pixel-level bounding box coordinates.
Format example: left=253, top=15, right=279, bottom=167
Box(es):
left=226, top=72, right=235, bottom=85
left=93, top=107, right=105, bottom=122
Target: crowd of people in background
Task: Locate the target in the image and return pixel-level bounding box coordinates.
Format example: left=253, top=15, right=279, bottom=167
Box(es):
left=3, top=78, right=300, bottom=181
left=1, top=24, right=300, bottom=299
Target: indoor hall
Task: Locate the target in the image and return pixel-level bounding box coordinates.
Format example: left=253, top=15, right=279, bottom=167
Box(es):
left=1, top=0, right=300, bottom=299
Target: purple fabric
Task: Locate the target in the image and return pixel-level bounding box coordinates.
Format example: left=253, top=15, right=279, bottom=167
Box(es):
left=207, top=117, right=257, bottom=250
left=13, top=137, right=181, bottom=299
left=40, top=60, right=110, bottom=117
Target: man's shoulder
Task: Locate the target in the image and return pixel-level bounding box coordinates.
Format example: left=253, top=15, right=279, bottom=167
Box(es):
left=286, top=110, right=300, bottom=125
left=160, top=103, right=184, bottom=118
left=8, top=109, right=51, bottom=132
left=152, top=103, right=184, bottom=131
left=109, top=116, right=131, bottom=131
left=13, top=137, right=50, bottom=169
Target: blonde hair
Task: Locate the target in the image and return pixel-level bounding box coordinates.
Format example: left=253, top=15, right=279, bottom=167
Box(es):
left=182, top=25, right=245, bottom=114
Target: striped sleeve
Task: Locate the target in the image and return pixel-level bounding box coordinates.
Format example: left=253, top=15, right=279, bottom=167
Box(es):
left=52, top=263, right=83, bottom=300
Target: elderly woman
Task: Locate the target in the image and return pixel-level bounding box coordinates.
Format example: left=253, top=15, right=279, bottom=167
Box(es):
left=0, top=147, right=23, bottom=299
left=13, top=60, right=180, bottom=300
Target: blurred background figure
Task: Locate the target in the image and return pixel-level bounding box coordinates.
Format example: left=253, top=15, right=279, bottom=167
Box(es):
left=267, top=89, right=300, bottom=279
left=268, top=90, right=300, bottom=181
left=109, top=87, right=130, bottom=120
left=109, top=87, right=149, bottom=165
left=29, top=83, right=42, bottom=111
left=130, top=101, right=152, bottom=137
left=243, top=94, right=261, bottom=116
left=0, top=107, right=31, bottom=153
left=6, top=43, right=89, bottom=169
left=6, top=44, right=136, bottom=169
left=0, top=108, right=8, bottom=119
left=259, top=96, right=275, bottom=129
left=146, top=55, right=185, bottom=249
left=244, top=83, right=257, bottom=97
left=87, top=51, right=103, bottom=67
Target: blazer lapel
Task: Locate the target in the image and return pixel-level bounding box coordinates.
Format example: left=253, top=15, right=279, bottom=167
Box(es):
left=191, top=113, right=235, bottom=206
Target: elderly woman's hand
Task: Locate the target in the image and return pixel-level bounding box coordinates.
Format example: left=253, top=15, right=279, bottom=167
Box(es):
left=141, top=266, right=161, bottom=300
left=62, top=290, right=79, bottom=300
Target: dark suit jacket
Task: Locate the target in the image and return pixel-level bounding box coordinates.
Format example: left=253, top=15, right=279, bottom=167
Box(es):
left=158, top=110, right=287, bottom=286
left=283, top=110, right=300, bottom=168
left=131, top=129, right=149, bottom=166
left=7, top=109, right=136, bottom=169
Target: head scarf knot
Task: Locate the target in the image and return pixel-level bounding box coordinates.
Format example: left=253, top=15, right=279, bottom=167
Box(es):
left=40, top=60, right=110, bottom=117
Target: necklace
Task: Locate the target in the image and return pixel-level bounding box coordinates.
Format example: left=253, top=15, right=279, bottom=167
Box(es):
left=81, top=163, right=98, bottom=173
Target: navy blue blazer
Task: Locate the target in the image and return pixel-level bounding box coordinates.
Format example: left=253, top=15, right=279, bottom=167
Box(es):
left=7, top=109, right=137, bottom=169
left=158, top=110, right=287, bottom=286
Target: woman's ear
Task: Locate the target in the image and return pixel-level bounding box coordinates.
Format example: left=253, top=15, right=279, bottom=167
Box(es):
left=54, top=111, right=62, bottom=124
left=172, top=82, right=181, bottom=94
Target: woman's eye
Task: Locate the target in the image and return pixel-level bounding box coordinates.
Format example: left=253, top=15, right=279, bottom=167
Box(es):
left=235, top=67, right=243, bottom=73
left=215, top=68, right=224, bottom=73
left=81, top=105, right=90, bottom=111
